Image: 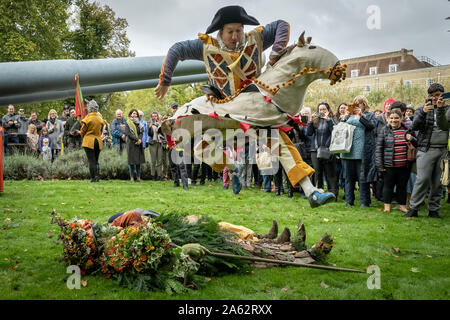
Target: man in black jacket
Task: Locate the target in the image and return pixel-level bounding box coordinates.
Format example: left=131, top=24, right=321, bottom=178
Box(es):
left=405, top=83, right=449, bottom=218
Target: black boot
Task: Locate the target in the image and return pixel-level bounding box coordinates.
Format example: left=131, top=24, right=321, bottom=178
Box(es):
left=428, top=211, right=441, bottom=219
left=89, top=166, right=96, bottom=182
left=276, top=227, right=291, bottom=244
left=94, top=164, right=100, bottom=182
left=275, top=188, right=281, bottom=196
left=404, top=209, right=418, bottom=218
left=288, top=187, right=294, bottom=198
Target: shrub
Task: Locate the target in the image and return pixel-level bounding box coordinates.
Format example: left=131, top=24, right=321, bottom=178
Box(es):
left=3, top=147, right=154, bottom=180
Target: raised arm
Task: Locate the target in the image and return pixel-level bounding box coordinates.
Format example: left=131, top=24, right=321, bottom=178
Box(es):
left=261, top=20, right=290, bottom=65
left=155, top=39, right=204, bottom=99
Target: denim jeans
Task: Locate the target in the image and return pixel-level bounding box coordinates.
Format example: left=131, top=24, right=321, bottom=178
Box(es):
left=262, top=175, right=272, bottom=191
left=342, top=159, right=371, bottom=206
left=129, top=164, right=141, bottom=179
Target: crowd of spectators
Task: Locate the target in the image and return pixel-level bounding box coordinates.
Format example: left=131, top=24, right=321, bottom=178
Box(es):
left=1, top=83, right=449, bottom=218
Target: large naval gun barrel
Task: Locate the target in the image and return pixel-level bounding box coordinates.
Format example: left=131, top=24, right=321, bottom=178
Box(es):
left=0, top=56, right=208, bottom=106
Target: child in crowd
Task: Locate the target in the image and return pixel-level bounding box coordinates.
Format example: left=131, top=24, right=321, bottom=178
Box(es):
left=41, top=138, right=52, bottom=162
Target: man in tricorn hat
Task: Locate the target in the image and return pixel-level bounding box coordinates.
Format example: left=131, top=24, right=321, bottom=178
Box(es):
left=155, top=5, right=335, bottom=207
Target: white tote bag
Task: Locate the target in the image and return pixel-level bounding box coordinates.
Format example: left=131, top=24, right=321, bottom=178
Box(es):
left=329, top=122, right=355, bottom=154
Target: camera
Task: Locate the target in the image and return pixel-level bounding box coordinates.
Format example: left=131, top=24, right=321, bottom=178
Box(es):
left=425, top=98, right=433, bottom=104
left=315, top=112, right=324, bottom=118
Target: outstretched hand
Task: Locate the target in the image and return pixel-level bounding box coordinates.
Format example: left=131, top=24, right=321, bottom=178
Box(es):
left=155, top=83, right=169, bottom=100
left=181, top=243, right=210, bottom=259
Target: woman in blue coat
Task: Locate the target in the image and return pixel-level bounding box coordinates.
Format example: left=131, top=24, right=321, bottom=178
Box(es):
left=341, top=96, right=377, bottom=208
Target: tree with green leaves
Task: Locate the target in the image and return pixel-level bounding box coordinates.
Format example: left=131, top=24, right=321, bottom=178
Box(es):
left=0, top=0, right=72, bottom=62
left=65, top=0, right=135, bottom=59
left=0, top=0, right=135, bottom=119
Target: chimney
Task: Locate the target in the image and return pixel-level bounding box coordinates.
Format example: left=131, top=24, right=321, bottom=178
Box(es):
left=400, top=48, right=408, bottom=63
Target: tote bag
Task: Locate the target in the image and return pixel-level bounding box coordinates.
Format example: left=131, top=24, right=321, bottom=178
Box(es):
left=330, top=122, right=355, bottom=154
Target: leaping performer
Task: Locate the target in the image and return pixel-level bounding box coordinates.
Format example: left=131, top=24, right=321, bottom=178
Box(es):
left=156, top=6, right=347, bottom=207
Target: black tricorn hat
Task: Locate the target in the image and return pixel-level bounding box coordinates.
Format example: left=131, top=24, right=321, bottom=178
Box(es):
left=205, top=6, right=259, bottom=34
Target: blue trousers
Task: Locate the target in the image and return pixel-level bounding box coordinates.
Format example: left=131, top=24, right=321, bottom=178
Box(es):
left=342, top=159, right=371, bottom=206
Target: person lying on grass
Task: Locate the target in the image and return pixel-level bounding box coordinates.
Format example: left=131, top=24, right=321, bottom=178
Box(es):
left=52, top=210, right=334, bottom=292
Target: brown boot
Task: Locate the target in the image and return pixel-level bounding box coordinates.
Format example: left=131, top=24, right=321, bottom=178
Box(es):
left=264, top=220, right=278, bottom=239
left=276, top=227, right=291, bottom=243
left=291, top=221, right=307, bottom=251
left=297, top=221, right=306, bottom=243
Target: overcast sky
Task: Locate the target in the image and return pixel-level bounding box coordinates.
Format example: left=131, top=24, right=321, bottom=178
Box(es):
left=99, top=0, right=450, bottom=65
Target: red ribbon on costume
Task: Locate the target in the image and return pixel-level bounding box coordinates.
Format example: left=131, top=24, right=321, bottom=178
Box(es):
left=264, top=96, right=272, bottom=103
left=239, top=122, right=251, bottom=133
left=208, top=112, right=221, bottom=121
left=175, top=115, right=188, bottom=124
left=289, top=115, right=307, bottom=127
left=275, top=126, right=294, bottom=132
left=239, top=79, right=253, bottom=89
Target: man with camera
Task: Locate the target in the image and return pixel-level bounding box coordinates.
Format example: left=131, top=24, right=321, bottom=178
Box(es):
left=405, top=83, right=449, bottom=218
left=2, top=104, right=21, bottom=155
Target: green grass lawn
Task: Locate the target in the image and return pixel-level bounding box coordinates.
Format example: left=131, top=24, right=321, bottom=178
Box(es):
left=0, top=179, right=449, bottom=300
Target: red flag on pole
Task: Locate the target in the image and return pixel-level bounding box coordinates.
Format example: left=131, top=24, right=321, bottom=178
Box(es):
left=0, top=126, right=4, bottom=192
left=74, top=73, right=86, bottom=118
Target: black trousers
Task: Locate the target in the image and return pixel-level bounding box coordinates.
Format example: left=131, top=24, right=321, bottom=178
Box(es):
left=169, top=149, right=188, bottom=187
left=84, top=139, right=100, bottom=179
left=201, top=163, right=217, bottom=182
left=311, top=152, right=339, bottom=197
left=382, top=166, right=411, bottom=205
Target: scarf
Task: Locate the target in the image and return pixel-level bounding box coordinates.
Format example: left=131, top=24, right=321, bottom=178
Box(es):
left=126, top=117, right=139, bottom=139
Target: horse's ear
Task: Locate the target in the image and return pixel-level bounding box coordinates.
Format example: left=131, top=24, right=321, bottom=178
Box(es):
left=306, top=36, right=312, bottom=44
left=297, top=31, right=306, bottom=47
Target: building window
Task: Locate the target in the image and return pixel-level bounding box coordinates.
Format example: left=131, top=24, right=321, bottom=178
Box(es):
left=365, top=85, right=371, bottom=92
left=404, top=80, right=412, bottom=87
left=389, top=64, right=398, bottom=73
left=369, top=67, right=378, bottom=75
left=351, top=69, right=360, bottom=78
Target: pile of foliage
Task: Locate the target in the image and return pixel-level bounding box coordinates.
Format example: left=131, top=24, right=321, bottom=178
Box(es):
left=98, top=223, right=199, bottom=293
left=51, top=215, right=99, bottom=274
left=51, top=211, right=249, bottom=293
left=153, top=213, right=251, bottom=276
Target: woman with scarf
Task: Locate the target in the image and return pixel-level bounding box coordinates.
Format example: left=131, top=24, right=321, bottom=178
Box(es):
left=124, top=109, right=146, bottom=182
left=46, top=109, right=64, bottom=162
left=80, top=100, right=107, bottom=182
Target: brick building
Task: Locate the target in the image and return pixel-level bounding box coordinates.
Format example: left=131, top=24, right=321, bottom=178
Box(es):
left=338, top=48, right=450, bottom=92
